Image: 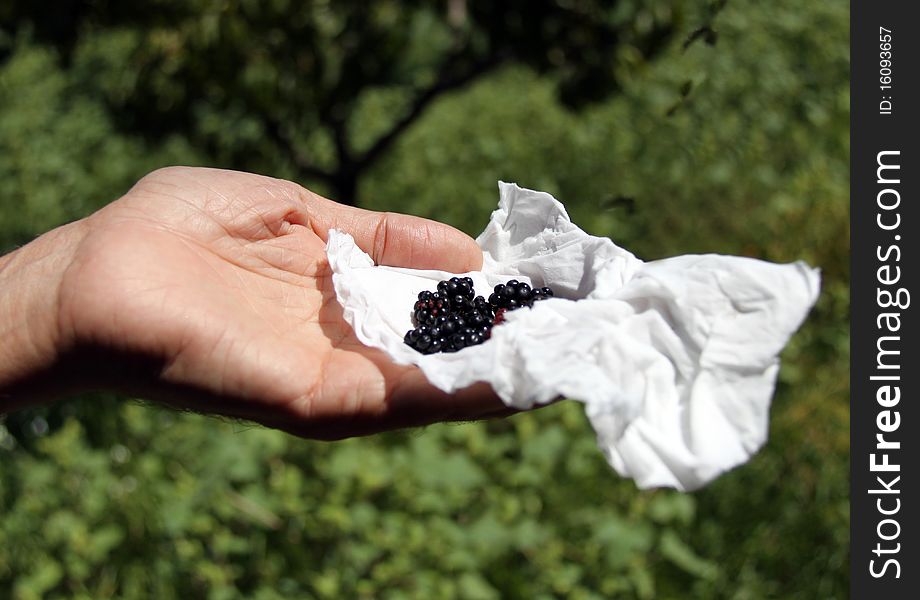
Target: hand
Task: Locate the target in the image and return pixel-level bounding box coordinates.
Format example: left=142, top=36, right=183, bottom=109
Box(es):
left=0, top=167, right=510, bottom=438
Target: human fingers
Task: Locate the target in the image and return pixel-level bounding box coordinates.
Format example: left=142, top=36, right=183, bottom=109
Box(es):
left=307, top=196, right=483, bottom=273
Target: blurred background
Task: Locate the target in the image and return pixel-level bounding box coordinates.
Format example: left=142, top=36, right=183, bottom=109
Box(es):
left=0, top=1, right=848, bottom=598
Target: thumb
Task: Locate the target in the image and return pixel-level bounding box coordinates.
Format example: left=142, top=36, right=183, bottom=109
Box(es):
left=309, top=197, right=483, bottom=273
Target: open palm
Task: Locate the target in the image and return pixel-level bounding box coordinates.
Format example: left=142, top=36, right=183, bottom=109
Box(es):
left=56, top=167, right=507, bottom=438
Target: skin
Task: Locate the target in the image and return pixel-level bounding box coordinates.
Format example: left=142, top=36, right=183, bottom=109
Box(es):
left=0, top=167, right=514, bottom=439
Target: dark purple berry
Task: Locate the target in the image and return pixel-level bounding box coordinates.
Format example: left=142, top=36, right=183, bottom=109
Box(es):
left=408, top=277, right=553, bottom=353
left=517, top=282, right=531, bottom=299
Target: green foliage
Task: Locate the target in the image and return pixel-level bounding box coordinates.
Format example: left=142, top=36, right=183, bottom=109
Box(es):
left=2, top=0, right=686, bottom=202
left=0, top=40, right=201, bottom=251
left=1, top=0, right=848, bottom=598
left=1, top=403, right=746, bottom=599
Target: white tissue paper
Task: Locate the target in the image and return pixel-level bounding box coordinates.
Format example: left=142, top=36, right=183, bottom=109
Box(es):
left=327, top=182, right=820, bottom=491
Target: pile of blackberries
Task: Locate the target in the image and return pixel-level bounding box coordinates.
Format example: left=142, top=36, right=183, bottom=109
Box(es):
left=404, top=277, right=554, bottom=354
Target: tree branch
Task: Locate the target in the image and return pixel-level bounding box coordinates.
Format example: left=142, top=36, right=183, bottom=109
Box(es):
left=329, top=114, right=352, bottom=169
left=355, top=50, right=505, bottom=172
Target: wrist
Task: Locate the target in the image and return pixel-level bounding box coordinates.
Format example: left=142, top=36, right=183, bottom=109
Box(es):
left=0, top=219, right=89, bottom=411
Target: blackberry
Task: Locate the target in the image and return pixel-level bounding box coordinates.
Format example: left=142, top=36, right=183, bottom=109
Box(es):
left=516, top=282, right=532, bottom=302
left=416, top=334, right=432, bottom=351
left=451, top=294, right=470, bottom=310
left=487, top=279, right=555, bottom=312
left=404, top=277, right=557, bottom=354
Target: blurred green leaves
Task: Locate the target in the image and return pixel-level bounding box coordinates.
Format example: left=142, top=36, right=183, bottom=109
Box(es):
left=0, top=40, right=199, bottom=251
left=2, top=0, right=688, bottom=204
left=3, top=402, right=752, bottom=599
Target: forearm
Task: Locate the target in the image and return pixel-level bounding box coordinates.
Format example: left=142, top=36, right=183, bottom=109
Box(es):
left=0, top=220, right=88, bottom=412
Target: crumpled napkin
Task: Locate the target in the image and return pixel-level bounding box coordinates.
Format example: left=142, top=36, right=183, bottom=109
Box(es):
left=327, top=182, right=820, bottom=491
